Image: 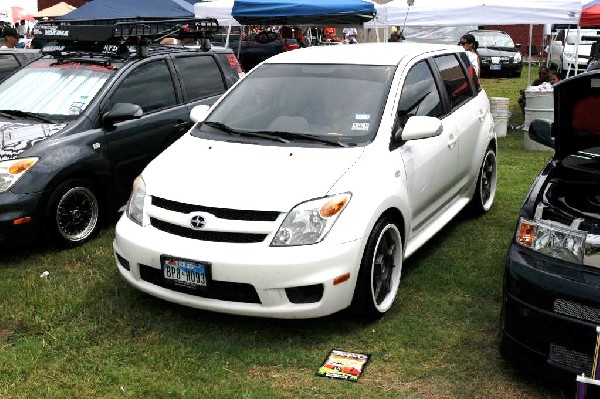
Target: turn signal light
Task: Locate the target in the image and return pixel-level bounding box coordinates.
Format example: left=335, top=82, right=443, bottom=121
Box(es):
left=320, top=195, right=350, bottom=218
left=333, top=273, right=350, bottom=285
left=13, top=216, right=32, bottom=225
left=8, top=158, right=37, bottom=175
left=516, top=219, right=535, bottom=247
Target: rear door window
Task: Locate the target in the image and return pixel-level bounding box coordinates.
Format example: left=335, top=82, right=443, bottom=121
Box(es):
left=433, top=54, right=475, bottom=110
left=174, top=55, right=226, bottom=101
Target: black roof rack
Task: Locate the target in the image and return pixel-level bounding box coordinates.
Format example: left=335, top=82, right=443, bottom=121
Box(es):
left=34, top=18, right=220, bottom=58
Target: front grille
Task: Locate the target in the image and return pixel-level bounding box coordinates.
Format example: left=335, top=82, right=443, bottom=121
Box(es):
left=549, top=343, right=593, bottom=375
left=150, top=218, right=267, bottom=243
left=139, top=264, right=261, bottom=303
left=152, top=196, right=280, bottom=221
left=554, top=299, right=600, bottom=324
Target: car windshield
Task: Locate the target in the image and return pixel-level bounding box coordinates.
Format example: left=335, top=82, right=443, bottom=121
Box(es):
left=195, top=63, right=396, bottom=146
left=0, top=59, right=117, bottom=120
left=476, top=33, right=515, bottom=48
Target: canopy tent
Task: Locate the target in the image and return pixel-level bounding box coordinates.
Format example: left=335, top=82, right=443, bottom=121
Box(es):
left=580, top=0, right=600, bottom=26
left=34, top=2, right=76, bottom=19
left=194, top=0, right=239, bottom=26
left=57, top=0, right=196, bottom=20
left=384, top=0, right=582, bottom=26
left=230, top=0, right=377, bottom=26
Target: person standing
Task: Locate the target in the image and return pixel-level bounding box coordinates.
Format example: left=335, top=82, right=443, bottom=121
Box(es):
left=459, top=34, right=480, bottom=77
left=17, top=20, right=26, bottom=37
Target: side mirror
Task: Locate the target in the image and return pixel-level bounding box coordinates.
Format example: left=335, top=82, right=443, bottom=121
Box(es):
left=190, top=105, right=210, bottom=123
left=102, top=103, right=143, bottom=127
left=529, top=119, right=554, bottom=148
left=401, top=115, right=443, bottom=141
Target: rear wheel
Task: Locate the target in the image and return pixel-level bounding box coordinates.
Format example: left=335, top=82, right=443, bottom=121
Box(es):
left=350, top=217, right=403, bottom=319
left=48, top=179, right=100, bottom=247
left=470, top=147, right=497, bottom=213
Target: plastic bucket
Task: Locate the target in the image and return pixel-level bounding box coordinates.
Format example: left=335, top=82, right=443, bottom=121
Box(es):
left=489, top=97, right=510, bottom=138
left=493, top=115, right=509, bottom=137
left=524, top=91, right=554, bottom=151
left=489, top=97, right=510, bottom=118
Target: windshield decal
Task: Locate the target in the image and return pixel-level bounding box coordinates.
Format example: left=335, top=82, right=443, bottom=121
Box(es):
left=0, top=122, right=66, bottom=161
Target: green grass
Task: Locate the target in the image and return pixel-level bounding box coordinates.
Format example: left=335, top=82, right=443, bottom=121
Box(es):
left=0, top=65, right=566, bottom=398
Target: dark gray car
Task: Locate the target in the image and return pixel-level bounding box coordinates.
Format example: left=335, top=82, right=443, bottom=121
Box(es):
left=0, top=48, right=41, bottom=81
left=469, top=29, right=523, bottom=78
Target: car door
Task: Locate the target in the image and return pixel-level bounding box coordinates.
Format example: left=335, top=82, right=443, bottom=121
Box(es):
left=0, top=53, right=20, bottom=81
left=101, top=58, right=190, bottom=204
left=393, top=58, right=458, bottom=235
left=432, top=53, right=485, bottom=193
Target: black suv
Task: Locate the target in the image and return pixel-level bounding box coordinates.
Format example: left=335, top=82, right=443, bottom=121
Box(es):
left=0, top=19, right=242, bottom=247
left=500, top=71, right=600, bottom=385
left=0, top=48, right=41, bottom=81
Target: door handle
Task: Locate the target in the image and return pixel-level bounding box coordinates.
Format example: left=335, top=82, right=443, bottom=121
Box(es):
left=478, top=109, right=486, bottom=121
left=173, top=120, right=190, bottom=133
left=448, top=134, right=458, bottom=148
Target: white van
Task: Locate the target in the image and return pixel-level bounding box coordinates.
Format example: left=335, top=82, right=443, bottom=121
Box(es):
left=549, top=28, right=600, bottom=74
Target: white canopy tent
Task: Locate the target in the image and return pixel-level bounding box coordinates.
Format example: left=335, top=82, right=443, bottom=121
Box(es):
left=384, top=0, right=582, bottom=26
left=194, top=0, right=239, bottom=27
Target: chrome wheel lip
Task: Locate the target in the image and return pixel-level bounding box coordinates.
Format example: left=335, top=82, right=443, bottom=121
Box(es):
left=479, top=150, right=497, bottom=211
left=370, top=223, right=403, bottom=313
left=55, top=186, right=99, bottom=242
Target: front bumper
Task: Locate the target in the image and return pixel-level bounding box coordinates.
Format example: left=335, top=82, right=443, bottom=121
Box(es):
left=0, top=189, right=44, bottom=245
left=113, top=214, right=366, bottom=319
left=480, top=61, right=522, bottom=75
left=501, top=243, right=600, bottom=382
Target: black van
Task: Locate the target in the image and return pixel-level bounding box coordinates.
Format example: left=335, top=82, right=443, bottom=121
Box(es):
left=0, top=19, right=242, bottom=247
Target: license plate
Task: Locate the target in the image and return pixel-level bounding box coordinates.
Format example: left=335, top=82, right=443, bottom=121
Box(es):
left=162, top=256, right=210, bottom=288
left=490, top=64, right=501, bottom=70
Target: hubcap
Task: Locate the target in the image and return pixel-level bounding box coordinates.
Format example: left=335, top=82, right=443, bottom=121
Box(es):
left=371, top=224, right=402, bottom=311
left=480, top=151, right=497, bottom=209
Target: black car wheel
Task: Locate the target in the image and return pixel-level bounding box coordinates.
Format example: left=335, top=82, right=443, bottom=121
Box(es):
left=350, top=217, right=403, bottom=319
left=48, top=179, right=100, bottom=247
left=471, top=147, right=497, bottom=213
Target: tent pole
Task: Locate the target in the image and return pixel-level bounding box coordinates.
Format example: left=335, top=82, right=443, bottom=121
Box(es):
left=374, top=16, right=379, bottom=42
left=225, top=18, right=232, bottom=48
left=574, top=25, right=581, bottom=75
left=527, top=24, right=533, bottom=86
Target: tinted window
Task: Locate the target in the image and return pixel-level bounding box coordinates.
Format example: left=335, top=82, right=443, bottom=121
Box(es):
left=397, top=60, right=442, bottom=129
left=434, top=54, right=473, bottom=109
left=175, top=55, right=225, bottom=101
left=0, top=54, right=19, bottom=80
left=458, top=52, right=480, bottom=92
left=110, top=60, right=177, bottom=112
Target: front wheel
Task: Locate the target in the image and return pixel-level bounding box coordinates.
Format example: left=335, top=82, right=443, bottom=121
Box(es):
left=350, top=217, right=403, bottom=319
left=470, top=148, right=497, bottom=213
left=47, top=179, right=100, bottom=247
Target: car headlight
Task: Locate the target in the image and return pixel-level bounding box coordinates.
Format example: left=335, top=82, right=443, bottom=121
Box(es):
left=516, top=217, right=586, bottom=264
left=126, top=175, right=146, bottom=226
left=513, top=52, right=522, bottom=63
left=271, top=193, right=351, bottom=247
left=0, top=157, right=38, bottom=193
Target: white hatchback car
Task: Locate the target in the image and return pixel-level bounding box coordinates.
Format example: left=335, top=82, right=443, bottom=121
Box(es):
left=113, top=42, right=496, bottom=319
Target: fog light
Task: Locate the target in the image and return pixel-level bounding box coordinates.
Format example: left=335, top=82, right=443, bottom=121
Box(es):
left=13, top=217, right=32, bottom=225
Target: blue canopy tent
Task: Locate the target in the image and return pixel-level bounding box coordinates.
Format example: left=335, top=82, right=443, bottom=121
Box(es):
left=57, top=0, right=196, bottom=21
left=231, top=0, right=377, bottom=26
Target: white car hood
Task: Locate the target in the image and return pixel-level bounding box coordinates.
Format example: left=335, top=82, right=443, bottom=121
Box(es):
left=144, top=134, right=365, bottom=211
left=0, top=121, right=66, bottom=161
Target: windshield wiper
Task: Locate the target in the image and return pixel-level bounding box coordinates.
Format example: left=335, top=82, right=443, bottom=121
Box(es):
left=262, top=131, right=349, bottom=147
left=203, top=121, right=288, bottom=143
left=0, top=110, right=54, bottom=123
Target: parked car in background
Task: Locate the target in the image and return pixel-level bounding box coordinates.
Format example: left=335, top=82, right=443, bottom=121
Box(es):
left=500, top=71, right=600, bottom=384
left=548, top=28, right=600, bottom=75
left=0, top=48, right=40, bottom=81
left=469, top=29, right=522, bottom=77
left=114, top=42, right=497, bottom=319
left=0, top=19, right=242, bottom=248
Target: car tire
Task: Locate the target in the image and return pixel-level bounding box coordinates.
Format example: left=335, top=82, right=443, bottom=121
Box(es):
left=47, top=178, right=100, bottom=247
left=350, top=217, right=403, bottom=319
left=512, top=70, right=522, bottom=78
left=470, top=147, right=497, bottom=214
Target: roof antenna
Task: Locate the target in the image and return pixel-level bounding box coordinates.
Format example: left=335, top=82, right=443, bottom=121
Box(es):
left=400, top=0, right=414, bottom=41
